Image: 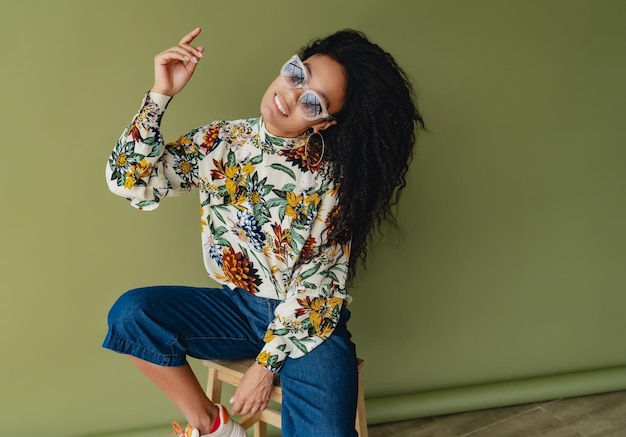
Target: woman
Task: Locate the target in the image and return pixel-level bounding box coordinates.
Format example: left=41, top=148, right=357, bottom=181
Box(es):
left=104, top=27, right=424, bottom=437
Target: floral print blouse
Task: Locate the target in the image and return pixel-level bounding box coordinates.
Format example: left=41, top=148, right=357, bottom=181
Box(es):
left=106, top=92, right=350, bottom=372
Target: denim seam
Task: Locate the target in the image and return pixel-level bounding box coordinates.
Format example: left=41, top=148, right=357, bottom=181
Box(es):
left=183, top=335, right=262, bottom=343
left=105, top=333, right=184, bottom=365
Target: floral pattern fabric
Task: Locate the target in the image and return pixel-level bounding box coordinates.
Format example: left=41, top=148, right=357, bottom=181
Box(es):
left=106, top=92, right=350, bottom=372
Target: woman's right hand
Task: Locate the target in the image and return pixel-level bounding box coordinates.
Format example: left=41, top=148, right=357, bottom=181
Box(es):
left=151, top=27, right=204, bottom=96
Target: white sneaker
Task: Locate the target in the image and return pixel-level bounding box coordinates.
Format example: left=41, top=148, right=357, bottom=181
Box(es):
left=171, top=404, right=246, bottom=437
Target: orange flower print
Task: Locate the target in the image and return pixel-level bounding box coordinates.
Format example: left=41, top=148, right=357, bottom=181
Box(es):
left=128, top=123, right=142, bottom=142
left=280, top=141, right=323, bottom=172
left=198, top=124, right=220, bottom=155
left=270, top=223, right=292, bottom=262
left=300, top=236, right=317, bottom=263
left=221, top=246, right=262, bottom=294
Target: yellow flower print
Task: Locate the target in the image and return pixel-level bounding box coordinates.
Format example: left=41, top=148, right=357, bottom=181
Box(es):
left=241, top=161, right=255, bottom=176
left=224, top=164, right=239, bottom=180
left=115, top=153, right=128, bottom=168
left=177, top=160, right=194, bottom=175
left=249, top=191, right=262, bottom=205
left=296, top=296, right=343, bottom=334
left=257, top=351, right=272, bottom=367
left=200, top=206, right=208, bottom=232
left=285, top=192, right=304, bottom=218
left=263, top=330, right=276, bottom=343
left=223, top=164, right=248, bottom=201
left=316, top=323, right=335, bottom=338
left=123, top=159, right=151, bottom=189
left=225, top=178, right=237, bottom=199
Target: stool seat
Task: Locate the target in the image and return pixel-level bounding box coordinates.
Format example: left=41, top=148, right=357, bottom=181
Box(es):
left=203, top=357, right=368, bottom=437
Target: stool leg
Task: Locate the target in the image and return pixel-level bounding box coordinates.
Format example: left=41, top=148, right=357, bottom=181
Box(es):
left=355, top=363, right=368, bottom=437
left=206, top=367, right=223, bottom=403
left=253, top=421, right=267, bottom=437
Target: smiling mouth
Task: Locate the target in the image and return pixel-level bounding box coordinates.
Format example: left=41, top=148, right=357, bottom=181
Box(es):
left=274, top=94, right=288, bottom=117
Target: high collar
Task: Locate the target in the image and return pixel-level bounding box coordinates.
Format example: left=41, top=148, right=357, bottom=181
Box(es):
left=259, top=117, right=311, bottom=148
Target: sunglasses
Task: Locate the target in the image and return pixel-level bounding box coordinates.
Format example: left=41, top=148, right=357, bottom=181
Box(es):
left=280, top=55, right=335, bottom=121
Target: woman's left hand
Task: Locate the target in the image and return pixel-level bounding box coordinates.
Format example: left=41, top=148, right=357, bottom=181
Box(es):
left=230, top=362, right=275, bottom=415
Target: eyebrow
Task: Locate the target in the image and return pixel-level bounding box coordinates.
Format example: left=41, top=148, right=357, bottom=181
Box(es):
left=303, top=61, right=332, bottom=109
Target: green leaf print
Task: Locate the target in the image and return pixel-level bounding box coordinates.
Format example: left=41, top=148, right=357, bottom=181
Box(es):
left=303, top=281, right=318, bottom=290
left=213, top=226, right=228, bottom=238
left=299, top=264, right=321, bottom=280
left=270, top=163, right=296, bottom=180
left=289, top=336, right=310, bottom=355
left=264, top=198, right=286, bottom=209
left=227, top=151, right=236, bottom=167
left=273, top=328, right=291, bottom=336
left=291, top=230, right=305, bottom=248
left=301, top=319, right=312, bottom=330
left=324, top=271, right=340, bottom=283
left=248, top=153, right=264, bottom=165
left=266, top=134, right=284, bottom=147
left=212, top=205, right=229, bottom=224
left=143, top=136, right=158, bottom=146
left=280, top=183, right=296, bottom=193
left=134, top=199, right=158, bottom=208
left=147, top=142, right=163, bottom=157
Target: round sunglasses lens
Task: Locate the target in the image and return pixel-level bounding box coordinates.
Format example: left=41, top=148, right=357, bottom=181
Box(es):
left=282, top=60, right=305, bottom=87
left=299, top=92, right=323, bottom=119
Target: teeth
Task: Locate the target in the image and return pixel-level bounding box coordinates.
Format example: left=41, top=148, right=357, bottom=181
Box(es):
left=274, top=95, right=288, bottom=116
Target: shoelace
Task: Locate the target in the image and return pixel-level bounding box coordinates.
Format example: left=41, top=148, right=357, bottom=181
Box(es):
left=171, top=421, right=189, bottom=437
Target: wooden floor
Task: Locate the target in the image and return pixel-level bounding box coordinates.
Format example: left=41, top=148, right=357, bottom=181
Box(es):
left=368, top=389, right=626, bottom=436
left=90, top=390, right=626, bottom=436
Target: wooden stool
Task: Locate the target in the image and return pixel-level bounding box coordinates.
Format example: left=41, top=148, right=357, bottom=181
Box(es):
left=203, top=357, right=368, bottom=437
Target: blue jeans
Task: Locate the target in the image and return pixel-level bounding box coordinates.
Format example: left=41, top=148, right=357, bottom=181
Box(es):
left=103, top=285, right=358, bottom=436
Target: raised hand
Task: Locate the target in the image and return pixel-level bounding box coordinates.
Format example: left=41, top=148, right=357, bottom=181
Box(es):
left=151, top=27, right=205, bottom=96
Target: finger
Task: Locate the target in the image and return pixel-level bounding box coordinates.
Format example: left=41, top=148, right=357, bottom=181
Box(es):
left=177, top=42, right=204, bottom=60
left=156, top=46, right=200, bottom=64
left=230, top=399, right=243, bottom=415
left=230, top=398, right=259, bottom=415
left=154, top=50, right=188, bottom=64
left=179, top=27, right=201, bottom=45
left=231, top=399, right=267, bottom=416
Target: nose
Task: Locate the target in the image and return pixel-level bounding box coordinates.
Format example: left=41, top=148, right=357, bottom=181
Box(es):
left=288, top=86, right=305, bottom=106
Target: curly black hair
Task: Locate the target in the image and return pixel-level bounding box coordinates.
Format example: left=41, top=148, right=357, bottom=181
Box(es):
left=300, top=29, right=425, bottom=281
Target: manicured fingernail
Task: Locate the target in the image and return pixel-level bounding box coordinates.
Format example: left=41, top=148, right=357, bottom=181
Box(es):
left=229, top=397, right=234, bottom=403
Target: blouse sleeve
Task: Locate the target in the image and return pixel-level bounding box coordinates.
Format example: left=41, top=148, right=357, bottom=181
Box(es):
left=105, top=92, right=218, bottom=210
left=256, top=191, right=351, bottom=373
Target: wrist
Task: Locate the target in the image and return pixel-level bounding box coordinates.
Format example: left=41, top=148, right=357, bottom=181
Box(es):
left=147, top=91, right=173, bottom=109
left=149, top=88, right=173, bottom=97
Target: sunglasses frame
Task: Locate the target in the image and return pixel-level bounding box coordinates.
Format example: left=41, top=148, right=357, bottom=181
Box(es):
left=280, top=55, right=335, bottom=122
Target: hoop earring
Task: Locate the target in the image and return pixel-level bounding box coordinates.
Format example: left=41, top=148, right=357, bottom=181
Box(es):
left=305, top=131, right=325, bottom=167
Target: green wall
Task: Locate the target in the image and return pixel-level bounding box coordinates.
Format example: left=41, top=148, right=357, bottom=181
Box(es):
left=2, top=1, right=625, bottom=436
